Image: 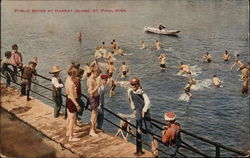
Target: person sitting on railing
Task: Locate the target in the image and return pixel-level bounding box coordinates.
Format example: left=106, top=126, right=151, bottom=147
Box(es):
left=1, top=51, right=15, bottom=87
left=20, top=61, right=37, bottom=101
left=128, top=78, right=158, bottom=156
left=49, top=66, right=64, bottom=118
left=115, top=113, right=135, bottom=140
left=162, top=112, right=181, bottom=157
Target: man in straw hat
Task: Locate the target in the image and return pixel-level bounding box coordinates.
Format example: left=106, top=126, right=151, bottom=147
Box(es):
left=162, top=112, right=181, bottom=157
left=49, top=66, right=64, bottom=118
left=20, top=61, right=37, bottom=101
left=128, top=77, right=158, bottom=156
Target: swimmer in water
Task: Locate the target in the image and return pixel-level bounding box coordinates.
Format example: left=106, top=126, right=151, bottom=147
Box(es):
left=212, top=75, right=221, bottom=88
left=231, top=54, right=245, bottom=71
left=108, top=74, right=116, bottom=97
left=141, top=40, right=147, bottom=49
left=222, top=50, right=230, bottom=61
left=179, top=62, right=192, bottom=75
left=241, top=66, right=249, bottom=80
left=155, top=40, right=161, bottom=51
left=184, top=77, right=196, bottom=98
left=119, top=61, right=129, bottom=78
left=159, top=53, right=166, bottom=71
left=203, top=52, right=212, bottom=63
left=78, top=32, right=82, bottom=41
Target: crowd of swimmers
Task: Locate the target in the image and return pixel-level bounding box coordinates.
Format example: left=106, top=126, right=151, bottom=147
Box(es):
left=1, top=38, right=249, bottom=157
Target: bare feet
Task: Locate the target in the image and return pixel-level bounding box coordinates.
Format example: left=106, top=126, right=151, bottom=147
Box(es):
left=89, top=130, right=99, bottom=137
left=69, top=137, right=80, bottom=142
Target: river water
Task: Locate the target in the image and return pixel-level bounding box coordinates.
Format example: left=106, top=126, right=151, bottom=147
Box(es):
left=1, top=0, right=249, bottom=156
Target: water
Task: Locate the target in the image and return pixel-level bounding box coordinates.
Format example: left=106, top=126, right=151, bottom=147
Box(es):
left=1, top=0, right=249, bottom=156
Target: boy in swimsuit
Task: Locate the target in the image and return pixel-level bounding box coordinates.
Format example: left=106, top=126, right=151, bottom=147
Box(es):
left=87, top=70, right=102, bottom=137
left=231, top=54, right=245, bottom=71
left=212, top=75, right=221, bottom=88
left=119, top=62, right=129, bottom=78
left=222, top=50, right=230, bottom=61
left=155, top=40, right=161, bottom=51
left=108, top=74, right=116, bottom=97
left=179, top=62, right=192, bottom=75
left=159, top=53, right=166, bottom=71
left=184, top=77, right=196, bottom=97
left=203, top=52, right=212, bottom=63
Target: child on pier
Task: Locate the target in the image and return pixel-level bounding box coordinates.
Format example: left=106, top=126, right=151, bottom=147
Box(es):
left=49, top=66, right=64, bottom=118
left=1, top=51, right=15, bottom=87
left=20, top=61, right=37, bottom=101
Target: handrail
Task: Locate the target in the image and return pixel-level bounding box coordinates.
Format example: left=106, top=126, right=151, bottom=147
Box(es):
left=1, top=73, right=249, bottom=157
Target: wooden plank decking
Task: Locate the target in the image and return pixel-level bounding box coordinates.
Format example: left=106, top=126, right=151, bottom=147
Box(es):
left=0, top=83, right=153, bottom=157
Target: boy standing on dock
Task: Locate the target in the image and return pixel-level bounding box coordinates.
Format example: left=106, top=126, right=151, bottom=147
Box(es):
left=49, top=66, right=64, bottom=118
left=87, top=70, right=102, bottom=137
left=65, top=67, right=81, bottom=141
left=20, top=61, right=37, bottom=101
left=1, top=51, right=15, bottom=86
left=128, top=78, right=158, bottom=156
left=11, top=44, right=23, bottom=82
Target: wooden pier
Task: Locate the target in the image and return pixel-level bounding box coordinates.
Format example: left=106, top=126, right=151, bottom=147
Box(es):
left=0, top=83, right=153, bottom=157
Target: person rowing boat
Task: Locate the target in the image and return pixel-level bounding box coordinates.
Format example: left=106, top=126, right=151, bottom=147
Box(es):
left=159, top=24, right=166, bottom=30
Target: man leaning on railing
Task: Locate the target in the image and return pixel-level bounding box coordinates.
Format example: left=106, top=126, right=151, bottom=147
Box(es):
left=162, top=112, right=181, bottom=157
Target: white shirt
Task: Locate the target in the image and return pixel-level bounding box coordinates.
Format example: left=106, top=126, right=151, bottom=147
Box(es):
left=51, top=76, right=64, bottom=88
left=128, top=88, right=151, bottom=112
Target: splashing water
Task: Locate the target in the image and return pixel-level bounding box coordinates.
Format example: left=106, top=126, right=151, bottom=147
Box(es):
left=178, top=93, right=190, bottom=102
left=191, top=79, right=213, bottom=91
left=190, top=65, right=202, bottom=77
left=116, top=81, right=130, bottom=89
left=163, top=47, right=174, bottom=52
left=123, top=53, right=133, bottom=56
left=175, top=65, right=202, bottom=78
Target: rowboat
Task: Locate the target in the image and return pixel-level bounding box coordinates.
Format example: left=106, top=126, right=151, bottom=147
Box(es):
left=144, top=26, right=180, bottom=36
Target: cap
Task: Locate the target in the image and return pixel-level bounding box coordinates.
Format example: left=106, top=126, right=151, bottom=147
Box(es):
left=164, top=112, right=176, bottom=121
left=130, top=78, right=140, bottom=85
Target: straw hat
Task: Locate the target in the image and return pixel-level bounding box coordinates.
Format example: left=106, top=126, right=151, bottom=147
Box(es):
left=165, top=112, right=176, bottom=121
left=49, top=66, right=62, bottom=74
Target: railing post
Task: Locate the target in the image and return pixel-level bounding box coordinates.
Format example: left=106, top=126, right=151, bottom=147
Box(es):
left=215, top=144, right=220, bottom=158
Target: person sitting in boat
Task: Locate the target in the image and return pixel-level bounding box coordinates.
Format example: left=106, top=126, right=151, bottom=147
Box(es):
left=159, top=24, right=166, bottom=30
